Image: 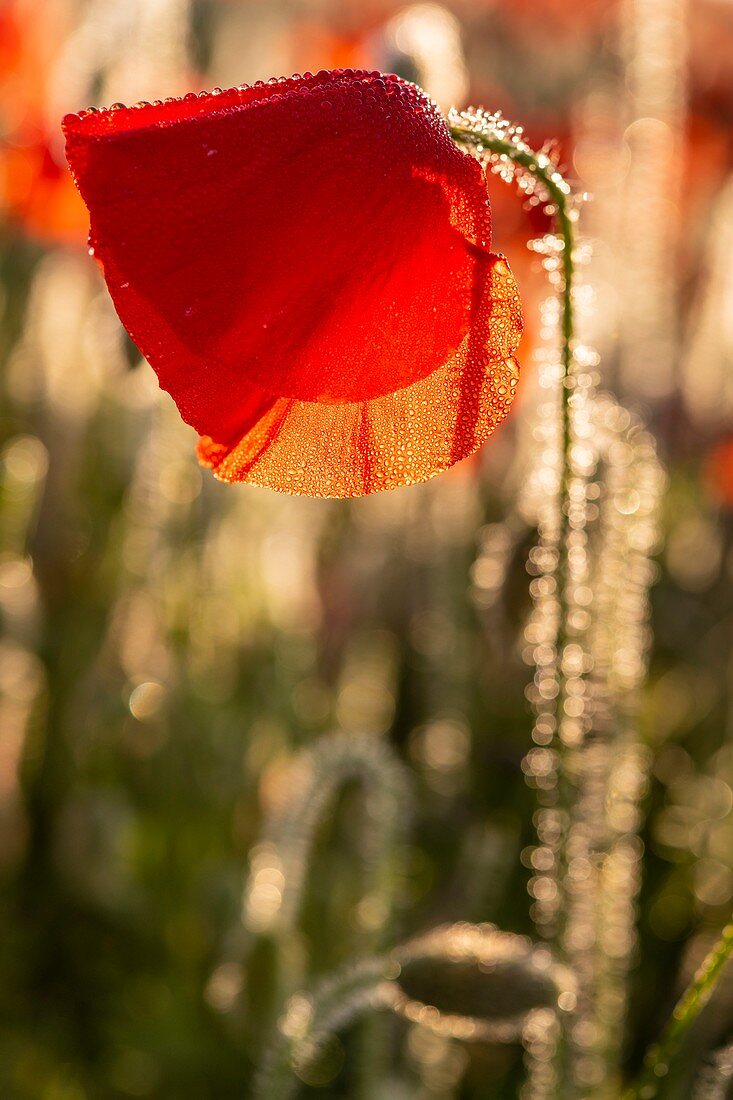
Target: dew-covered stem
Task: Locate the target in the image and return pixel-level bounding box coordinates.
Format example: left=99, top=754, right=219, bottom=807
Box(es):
left=451, top=112, right=667, bottom=1100
left=448, top=125, right=575, bottom=382
left=243, top=733, right=411, bottom=1094
left=450, top=112, right=579, bottom=1093
left=448, top=120, right=575, bottom=637
left=255, top=923, right=574, bottom=1100
left=254, top=958, right=396, bottom=1100
left=244, top=732, right=410, bottom=974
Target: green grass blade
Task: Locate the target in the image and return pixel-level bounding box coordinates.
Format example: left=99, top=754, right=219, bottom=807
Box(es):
left=624, top=920, right=733, bottom=1100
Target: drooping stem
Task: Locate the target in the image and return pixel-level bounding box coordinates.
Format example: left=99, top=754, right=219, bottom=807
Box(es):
left=244, top=733, right=411, bottom=974
left=243, top=733, right=411, bottom=1095
left=450, top=112, right=579, bottom=1093
left=451, top=114, right=668, bottom=1100
left=255, top=958, right=397, bottom=1100
left=448, top=116, right=578, bottom=803
left=448, top=122, right=575, bottom=373
left=448, top=118, right=575, bottom=647
left=624, top=920, right=733, bottom=1100
left=256, top=923, right=575, bottom=1100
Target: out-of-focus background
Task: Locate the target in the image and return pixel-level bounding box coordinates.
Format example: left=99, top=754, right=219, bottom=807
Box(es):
left=1, top=1, right=733, bottom=1097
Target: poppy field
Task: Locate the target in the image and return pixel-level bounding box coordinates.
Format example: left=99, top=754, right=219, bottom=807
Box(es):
left=1, top=1, right=733, bottom=1098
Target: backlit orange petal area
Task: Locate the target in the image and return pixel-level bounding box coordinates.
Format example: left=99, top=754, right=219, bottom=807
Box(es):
left=63, top=69, right=522, bottom=498
left=197, top=256, right=520, bottom=495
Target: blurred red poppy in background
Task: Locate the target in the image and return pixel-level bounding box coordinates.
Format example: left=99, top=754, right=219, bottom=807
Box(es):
left=63, top=69, right=522, bottom=498
left=705, top=435, right=733, bottom=507
left=0, top=0, right=87, bottom=246
left=3, top=133, right=87, bottom=247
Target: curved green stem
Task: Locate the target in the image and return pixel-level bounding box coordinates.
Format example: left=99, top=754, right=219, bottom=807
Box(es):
left=448, top=124, right=575, bottom=618
left=450, top=115, right=577, bottom=1094
left=255, top=923, right=572, bottom=1100
left=254, top=958, right=395, bottom=1100
left=448, top=120, right=576, bottom=753
left=243, top=733, right=411, bottom=1095
left=448, top=125, right=575, bottom=383
left=624, top=920, right=733, bottom=1100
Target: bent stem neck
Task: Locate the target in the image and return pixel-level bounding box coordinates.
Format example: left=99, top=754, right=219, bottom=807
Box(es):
left=450, top=113, right=579, bottom=1094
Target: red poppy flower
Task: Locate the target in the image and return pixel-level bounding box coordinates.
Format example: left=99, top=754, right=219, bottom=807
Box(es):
left=63, top=69, right=522, bottom=498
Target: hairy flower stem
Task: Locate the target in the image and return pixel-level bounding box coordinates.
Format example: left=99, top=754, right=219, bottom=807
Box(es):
left=448, top=127, right=575, bottom=371
left=624, top=920, right=733, bottom=1100
left=449, top=118, right=577, bottom=796
left=447, top=127, right=575, bottom=637
left=255, top=959, right=396, bottom=1100
left=449, top=121, right=576, bottom=693
left=450, top=116, right=578, bottom=1093
left=243, top=733, right=411, bottom=1095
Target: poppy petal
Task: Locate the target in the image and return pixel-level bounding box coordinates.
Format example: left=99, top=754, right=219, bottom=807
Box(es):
left=63, top=70, right=522, bottom=497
